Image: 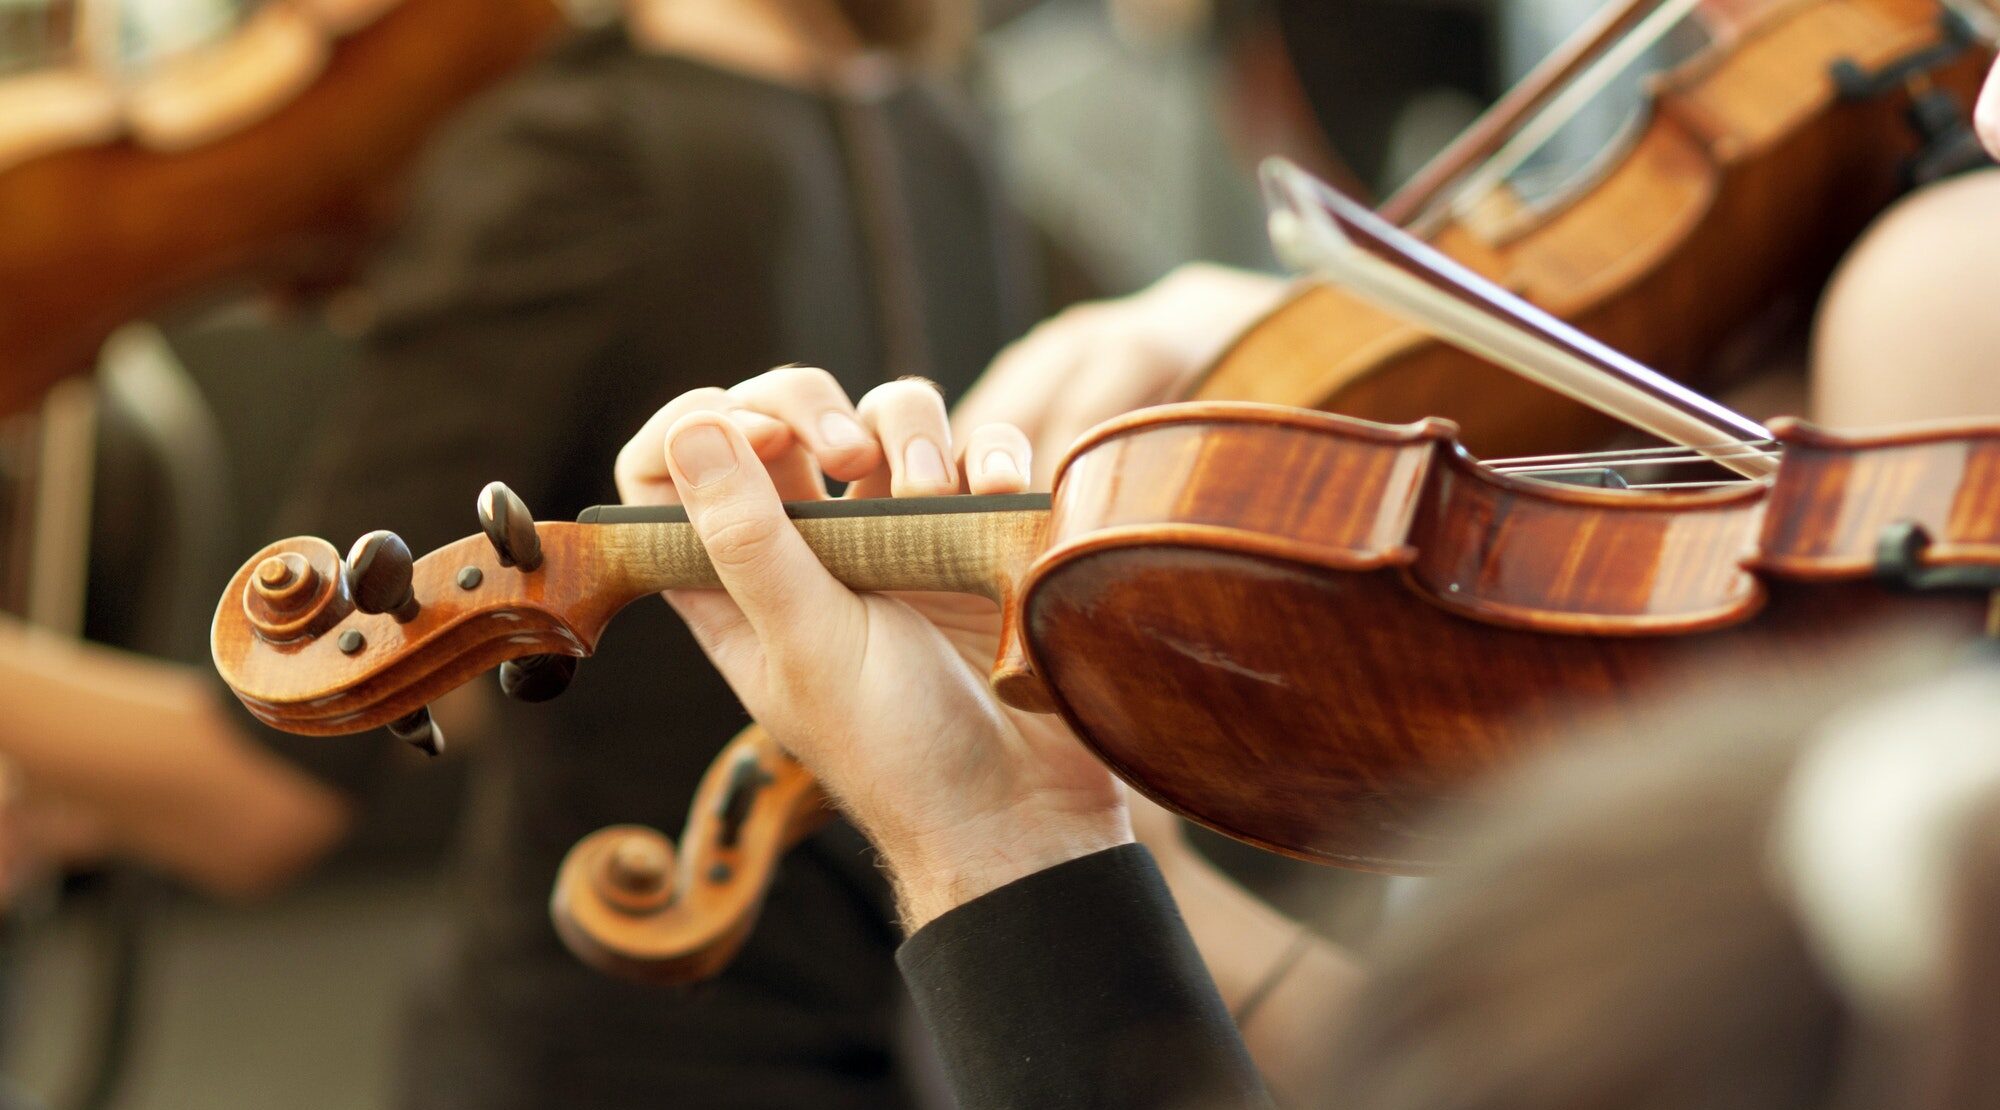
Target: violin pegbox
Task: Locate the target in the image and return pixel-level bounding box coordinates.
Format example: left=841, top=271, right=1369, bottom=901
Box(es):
left=212, top=483, right=623, bottom=749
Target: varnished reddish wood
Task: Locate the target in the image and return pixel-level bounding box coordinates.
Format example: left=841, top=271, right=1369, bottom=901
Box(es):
left=215, top=403, right=2000, bottom=879
left=0, top=0, right=561, bottom=414
left=550, top=725, right=832, bottom=985
left=214, top=523, right=655, bottom=735
left=1019, top=405, right=1993, bottom=868
left=1752, top=417, right=2000, bottom=575
left=1194, top=0, right=1991, bottom=458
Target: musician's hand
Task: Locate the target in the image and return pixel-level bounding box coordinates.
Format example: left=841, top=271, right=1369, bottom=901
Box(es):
left=617, top=368, right=1131, bottom=930
left=1977, top=55, right=2000, bottom=160
left=953, top=263, right=1286, bottom=487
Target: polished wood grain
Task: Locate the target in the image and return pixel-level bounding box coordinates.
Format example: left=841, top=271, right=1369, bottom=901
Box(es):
left=216, top=403, right=2000, bottom=877
left=550, top=724, right=832, bottom=985
left=1020, top=404, right=1992, bottom=868
left=1194, top=0, right=1990, bottom=458
left=1753, top=417, right=2000, bottom=575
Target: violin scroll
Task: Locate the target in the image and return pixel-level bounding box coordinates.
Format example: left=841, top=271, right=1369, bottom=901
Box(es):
left=242, top=538, right=351, bottom=644
left=550, top=726, right=832, bottom=985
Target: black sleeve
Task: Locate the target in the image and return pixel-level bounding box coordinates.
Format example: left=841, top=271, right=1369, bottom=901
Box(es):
left=225, top=66, right=659, bottom=796
left=897, top=844, right=1274, bottom=1110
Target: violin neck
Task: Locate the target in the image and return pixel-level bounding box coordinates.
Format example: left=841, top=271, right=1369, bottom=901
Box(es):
left=577, top=493, right=1052, bottom=600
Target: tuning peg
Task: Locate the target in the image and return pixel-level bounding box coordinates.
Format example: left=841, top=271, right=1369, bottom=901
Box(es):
left=478, top=482, right=542, bottom=571
left=387, top=706, right=444, bottom=758
left=498, top=653, right=578, bottom=703
left=715, top=754, right=775, bottom=848
left=344, top=531, right=420, bottom=621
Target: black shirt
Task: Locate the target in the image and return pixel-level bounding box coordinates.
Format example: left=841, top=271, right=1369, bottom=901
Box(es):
left=244, top=27, right=1034, bottom=1110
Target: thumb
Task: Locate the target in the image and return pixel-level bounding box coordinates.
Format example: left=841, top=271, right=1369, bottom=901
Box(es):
left=663, top=412, right=860, bottom=644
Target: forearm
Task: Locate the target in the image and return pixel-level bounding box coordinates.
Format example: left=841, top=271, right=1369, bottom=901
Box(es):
left=1148, top=836, right=1362, bottom=1103
left=0, top=622, right=348, bottom=896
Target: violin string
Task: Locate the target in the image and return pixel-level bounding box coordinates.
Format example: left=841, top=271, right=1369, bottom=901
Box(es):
left=1447, top=0, right=1704, bottom=217
left=1623, top=479, right=1754, bottom=489
left=1495, top=450, right=1781, bottom=474
left=1487, top=438, right=1777, bottom=468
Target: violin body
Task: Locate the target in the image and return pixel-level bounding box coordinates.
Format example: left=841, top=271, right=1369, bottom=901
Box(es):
left=0, top=0, right=562, bottom=415
left=1195, top=0, right=1994, bottom=455
left=1022, top=404, right=1992, bottom=868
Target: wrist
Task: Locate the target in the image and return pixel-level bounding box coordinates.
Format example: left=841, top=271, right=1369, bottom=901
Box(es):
left=879, top=800, right=1132, bottom=932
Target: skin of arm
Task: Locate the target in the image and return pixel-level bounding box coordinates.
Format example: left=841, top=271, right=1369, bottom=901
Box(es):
left=1811, top=167, right=2000, bottom=427
left=0, top=617, right=349, bottom=898
left=1131, top=794, right=1363, bottom=1102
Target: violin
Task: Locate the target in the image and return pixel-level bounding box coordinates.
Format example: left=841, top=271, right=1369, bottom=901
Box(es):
left=210, top=163, right=2000, bottom=981
left=0, top=0, right=563, bottom=416
left=1194, top=0, right=1997, bottom=454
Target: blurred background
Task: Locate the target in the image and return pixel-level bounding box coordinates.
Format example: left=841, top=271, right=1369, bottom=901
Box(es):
left=0, top=0, right=1580, bottom=1104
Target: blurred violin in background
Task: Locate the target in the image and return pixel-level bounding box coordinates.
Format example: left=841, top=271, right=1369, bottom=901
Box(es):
left=0, top=0, right=561, bottom=624
left=1197, top=0, right=1997, bottom=454
left=0, top=4, right=559, bottom=1103
left=0, top=0, right=562, bottom=418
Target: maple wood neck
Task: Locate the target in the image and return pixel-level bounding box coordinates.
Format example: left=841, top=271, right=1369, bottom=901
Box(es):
left=576, top=493, right=1052, bottom=600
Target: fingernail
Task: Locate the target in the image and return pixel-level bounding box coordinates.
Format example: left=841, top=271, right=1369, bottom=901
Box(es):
left=819, top=412, right=869, bottom=448
left=904, top=438, right=949, bottom=489
left=981, top=450, right=1021, bottom=481
left=669, top=422, right=738, bottom=488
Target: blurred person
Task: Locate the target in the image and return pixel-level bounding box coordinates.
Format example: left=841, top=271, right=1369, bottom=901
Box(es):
left=618, top=367, right=2000, bottom=1108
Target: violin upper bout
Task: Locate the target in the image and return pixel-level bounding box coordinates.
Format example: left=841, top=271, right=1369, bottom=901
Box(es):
left=211, top=529, right=600, bottom=736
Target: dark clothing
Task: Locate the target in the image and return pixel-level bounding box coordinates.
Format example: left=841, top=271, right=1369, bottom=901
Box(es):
left=898, top=845, right=1271, bottom=1110
left=245, top=27, right=1033, bottom=1110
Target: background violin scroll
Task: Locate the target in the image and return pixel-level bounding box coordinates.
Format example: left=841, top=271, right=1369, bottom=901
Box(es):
left=551, top=725, right=832, bottom=985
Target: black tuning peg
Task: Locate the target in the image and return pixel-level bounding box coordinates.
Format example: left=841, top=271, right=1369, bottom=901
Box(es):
left=478, top=482, right=542, bottom=571
left=345, top=531, right=420, bottom=621
left=388, top=705, right=444, bottom=758
left=715, top=754, right=775, bottom=848
left=498, top=653, right=578, bottom=703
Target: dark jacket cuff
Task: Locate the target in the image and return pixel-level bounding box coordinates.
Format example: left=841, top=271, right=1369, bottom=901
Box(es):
left=897, top=843, right=1273, bottom=1110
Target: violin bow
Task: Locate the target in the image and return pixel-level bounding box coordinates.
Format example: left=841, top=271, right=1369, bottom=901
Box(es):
left=1261, top=157, right=1778, bottom=478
